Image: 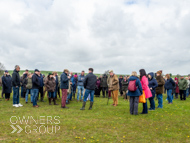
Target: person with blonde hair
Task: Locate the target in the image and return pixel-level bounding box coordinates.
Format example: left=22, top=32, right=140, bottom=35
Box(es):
left=107, top=70, right=119, bottom=107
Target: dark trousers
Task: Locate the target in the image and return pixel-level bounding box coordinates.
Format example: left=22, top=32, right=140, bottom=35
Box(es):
left=57, top=86, right=60, bottom=98
left=142, top=99, right=148, bottom=114
left=130, top=96, right=139, bottom=115
left=102, top=87, right=108, bottom=97
left=1, top=86, right=4, bottom=98
left=175, top=93, right=178, bottom=98
left=149, top=97, right=155, bottom=110
left=180, top=90, right=186, bottom=100
left=5, top=93, right=10, bottom=99
left=38, top=87, right=44, bottom=101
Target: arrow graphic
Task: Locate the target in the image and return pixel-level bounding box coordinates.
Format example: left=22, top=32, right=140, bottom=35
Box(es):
left=10, top=125, right=23, bottom=133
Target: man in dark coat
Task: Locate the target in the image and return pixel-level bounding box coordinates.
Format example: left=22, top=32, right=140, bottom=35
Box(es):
left=32, top=69, right=40, bottom=107
left=155, top=71, right=165, bottom=109
left=119, top=75, right=123, bottom=96
left=80, top=68, right=96, bottom=110
left=2, top=70, right=12, bottom=100
left=101, top=74, right=108, bottom=98
left=38, top=71, right=44, bottom=102
left=12, top=65, right=23, bottom=107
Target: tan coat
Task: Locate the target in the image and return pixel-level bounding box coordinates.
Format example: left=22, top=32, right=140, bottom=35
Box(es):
left=107, top=74, right=119, bottom=91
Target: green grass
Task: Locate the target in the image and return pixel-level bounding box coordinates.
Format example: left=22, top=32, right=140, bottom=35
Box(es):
left=0, top=91, right=190, bottom=143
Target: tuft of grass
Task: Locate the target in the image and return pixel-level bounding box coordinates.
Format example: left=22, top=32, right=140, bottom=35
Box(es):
left=0, top=90, right=190, bottom=143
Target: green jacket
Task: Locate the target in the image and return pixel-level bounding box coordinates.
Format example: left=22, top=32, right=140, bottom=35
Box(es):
left=178, top=78, right=188, bottom=90
left=26, top=78, right=32, bottom=89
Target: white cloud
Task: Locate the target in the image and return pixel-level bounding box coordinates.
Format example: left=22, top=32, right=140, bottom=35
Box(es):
left=0, top=0, right=190, bottom=75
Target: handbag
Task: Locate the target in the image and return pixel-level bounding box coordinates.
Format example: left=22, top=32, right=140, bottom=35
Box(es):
left=139, top=90, right=146, bottom=103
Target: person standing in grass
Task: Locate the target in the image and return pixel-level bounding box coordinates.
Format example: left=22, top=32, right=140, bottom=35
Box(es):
left=77, top=71, right=85, bottom=102
left=32, top=69, right=40, bottom=108
left=139, top=69, right=152, bottom=114
left=155, top=71, right=165, bottom=108
left=45, top=73, right=58, bottom=105
left=121, top=76, right=129, bottom=101
left=185, top=77, right=190, bottom=97
left=174, top=77, right=179, bottom=99
left=60, top=69, right=70, bottom=108
left=80, top=68, right=96, bottom=110
left=25, top=73, right=33, bottom=103
left=128, top=71, right=142, bottom=115
left=119, top=75, right=123, bottom=96
left=38, top=70, right=44, bottom=102
left=2, top=70, right=12, bottom=101
left=164, top=74, right=175, bottom=104
left=107, top=70, right=119, bottom=107
left=148, top=72, right=158, bottom=111
left=53, top=71, right=59, bottom=99
left=12, top=65, right=23, bottom=108
left=101, top=74, right=108, bottom=98
left=95, top=76, right=101, bottom=97
left=178, top=75, right=188, bottom=100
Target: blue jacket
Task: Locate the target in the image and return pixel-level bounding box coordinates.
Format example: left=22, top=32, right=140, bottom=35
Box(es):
left=78, top=74, right=85, bottom=86
left=148, top=72, right=158, bottom=98
left=70, top=76, right=75, bottom=85
left=60, top=72, right=69, bottom=89
left=128, top=76, right=142, bottom=97
left=164, top=78, right=175, bottom=90
left=38, top=74, right=44, bottom=87
left=2, top=75, right=12, bottom=93
left=32, top=73, right=40, bottom=89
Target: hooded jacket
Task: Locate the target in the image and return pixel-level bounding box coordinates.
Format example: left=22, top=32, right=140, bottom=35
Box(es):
left=148, top=72, right=158, bottom=98
left=128, top=76, right=142, bottom=97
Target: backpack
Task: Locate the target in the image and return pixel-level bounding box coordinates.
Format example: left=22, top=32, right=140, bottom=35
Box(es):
left=128, top=80, right=137, bottom=92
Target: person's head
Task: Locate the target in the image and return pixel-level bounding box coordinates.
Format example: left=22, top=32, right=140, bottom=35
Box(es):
left=34, top=69, right=39, bottom=75
left=52, top=71, right=57, bottom=76
left=180, top=75, right=184, bottom=79
left=148, top=74, right=152, bottom=79
left=109, top=70, right=114, bottom=76
left=139, top=69, right=147, bottom=80
left=185, top=77, right=188, bottom=80
left=124, top=76, right=127, bottom=80
left=96, top=76, right=99, bottom=80
left=81, top=70, right=85, bottom=76
left=64, top=69, right=69, bottom=75
left=131, top=71, right=137, bottom=77
left=25, top=69, right=29, bottom=74
left=15, top=65, right=20, bottom=72
left=4, top=70, right=8, bottom=75
left=70, top=71, right=73, bottom=76
left=119, top=75, right=123, bottom=78
left=156, top=71, right=162, bottom=77
left=28, top=73, right=32, bottom=78
left=89, top=68, right=93, bottom=73
left=166, top=74, right=170, bottom=79
left=48, top=73, right=53, bottom=78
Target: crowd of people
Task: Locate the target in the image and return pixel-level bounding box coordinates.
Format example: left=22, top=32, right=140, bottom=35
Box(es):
left=0, top=65, right=190, bottom=115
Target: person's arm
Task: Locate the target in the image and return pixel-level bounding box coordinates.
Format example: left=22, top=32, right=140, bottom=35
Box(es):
left=112, top=75, right=119, bottom=85
left=152, top=79, right=158, bottom=89
left=62, top=74, right=69, bottom=83
left=83, top=75, right=88, bottom=88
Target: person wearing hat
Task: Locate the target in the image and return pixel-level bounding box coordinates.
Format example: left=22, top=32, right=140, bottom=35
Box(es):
left=32, top=69, right=40, bottom=108
left=2, top=70, right=12, bottom=101
left=12, top=65, right=23, bottom=107
left=107, top=70, right=119, bottom=107
left=45, top=73, right=58, bottom=105
left=155, top=71, right=165, bottom=108
left=60, top=69, right=70, bottom=108
left=178, top=75, right=188, bottom=100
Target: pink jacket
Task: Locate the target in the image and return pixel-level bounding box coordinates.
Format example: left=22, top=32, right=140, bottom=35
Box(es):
left=140, top=76, right=152, bottom=99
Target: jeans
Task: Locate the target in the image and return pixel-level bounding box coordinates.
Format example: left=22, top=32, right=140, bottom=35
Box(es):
left=32, top=89, right=39, bottom=106
left=77, top=86, right=84, bottom=101
left=25, top=89, right=32, bottom=102
left=13, top=87, right=20, bottom=104
left=186, top=89, right=189, bottom=97
left=21, top=86, right=24, bottom=98
left=149, top=97, right=155, bottom=110
left=157, top=94, right=163, bottom=108
left=48, top=91, right=56, bottom=98
left=167, top=89, right=173, bottom=103
left=83, top=89, right=95, bottom=102
left=142, top=99, right=148, bottom=114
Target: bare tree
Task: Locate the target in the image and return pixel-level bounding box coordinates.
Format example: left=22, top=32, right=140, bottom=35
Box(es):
left=0, top=62, right=5, bottom=77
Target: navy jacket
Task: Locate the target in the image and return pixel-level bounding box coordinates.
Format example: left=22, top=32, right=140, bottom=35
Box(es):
left=38, top=74, right=44, bottom=87
left=2, top=75, right=12, bottom=93
left=32, top=73, right=40, bottom=89
left=164, top=78, right=175, bottom=90
left=119, top=78, right=123, bottom=88
left=148, top=72, right=158, bottom=98
left=83, top=73, right=97, bottom=90
left=127, top=76, right=143, bottom=97
left=60, top=72, right=69, bottom=89
left=12, top=69, right=20, bottom=87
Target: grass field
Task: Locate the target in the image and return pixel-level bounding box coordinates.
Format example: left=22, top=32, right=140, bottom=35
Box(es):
left=0, top=89, right=190, bottom=143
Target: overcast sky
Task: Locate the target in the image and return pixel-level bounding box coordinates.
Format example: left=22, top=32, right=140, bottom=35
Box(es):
left=0, top=0, right=190, bottom=75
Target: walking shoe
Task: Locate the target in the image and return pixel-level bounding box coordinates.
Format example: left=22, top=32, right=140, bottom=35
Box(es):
left=18, top=103, right=23, bottom=107
left=13, top=104, right=19, bottom=107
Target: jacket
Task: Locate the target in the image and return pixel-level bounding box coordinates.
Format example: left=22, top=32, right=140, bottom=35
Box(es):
left=175, top=80, right=179, bottom=94
left=2, top=75, right=12, bottom=93
left=107, top=74, right=119, bottom=91
left=128, top=76, right=142, bottom=97
left=78, top=74, right=85, bottom=86
left=119, top=78, right=123, bottom=89
left=141, top=76, right=152, bottom=98
left=60, top=72, right=69, bottom=89
left=83, top=73, right=97, bottom=90
left=38, top=74, right=44, bottom=87
left=45, top=77, right=56, bottom=92
left=148, top=72, right=158, bottom=98
left=26, top=78, right=32, bottom=90
left=164, top=78, right=175, bottom=90
left=12, top=69, right=20, bottom=87
left=178, top=78, right=188, bottom=90
left=155, top=75, right=165, bottom=94
left=121, top=79, right=128, bottom=91
left=22, top=77, right=28, bottom=92
left=32, top=73, right=40, bottom=89
left=101, top=75, right=108, bottom=88
left=96, top=79, right=101, bottom=89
